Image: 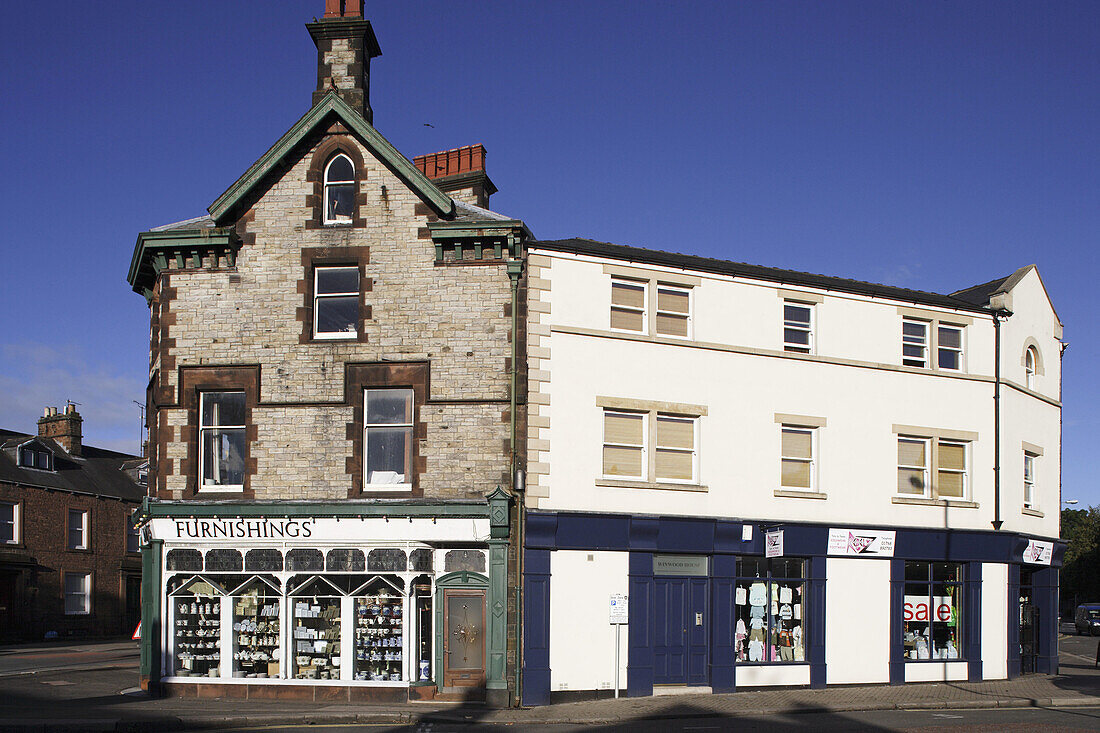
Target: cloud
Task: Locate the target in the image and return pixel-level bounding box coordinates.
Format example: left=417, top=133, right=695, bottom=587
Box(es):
left=0, top=342, right=146, bottom=456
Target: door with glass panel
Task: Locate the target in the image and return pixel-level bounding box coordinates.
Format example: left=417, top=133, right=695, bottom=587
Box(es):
left=442, top=589, right=486, bottom=689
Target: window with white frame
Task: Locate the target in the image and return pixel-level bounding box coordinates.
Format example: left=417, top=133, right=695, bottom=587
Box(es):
left=610, top=278, right=646, bottom=332
left=67, top=509, right=87, bottom=550
left=63, top=572, right=90, bottom=615
left=199, top=392, right=246, bottom=490
left=323, top=153, right=355, bottom=224
left=1025, top=346, right=1037, bottom=390
left=602, top=410, right=646, bottom=479
left=783, top=301, right=814, bottom=353
left=780, top=425, right=816, bottom=490
left=655, top=284, right=691, bottom=338
left=0, top=502, right=18, bottom=545
left=897, top=436, right=968, bottom=499
left=313, top=266, right=360, bottom=338
left=18, top=444, right=52, bottom=471
left=655, top=414, right=697, bottom=482
left=937, top=324, right=964, bottom=371
left=902, top=319, right=929, bottom=368
left=364, top=388, right=413, bottom=489
left=1023, top=452, right=1036, bottom=508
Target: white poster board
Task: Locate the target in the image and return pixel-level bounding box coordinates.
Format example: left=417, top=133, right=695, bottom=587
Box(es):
left=609, top=593, right=629, bottom=624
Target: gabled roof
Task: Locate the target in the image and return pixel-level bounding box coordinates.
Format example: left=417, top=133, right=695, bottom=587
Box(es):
left=534, top=238, right=994, bottom=314
left=951, top=264, right=1062, bottom=326
left=208, top=91, right=454, bottom=224
left=0, top=428, right=144, bottom=502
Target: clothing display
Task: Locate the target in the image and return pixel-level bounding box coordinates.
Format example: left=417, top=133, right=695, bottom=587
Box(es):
left=734, top=563, right=806, bottom=666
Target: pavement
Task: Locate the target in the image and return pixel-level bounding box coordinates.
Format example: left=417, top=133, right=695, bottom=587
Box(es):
left=0, top=634, right=1097, bottom=732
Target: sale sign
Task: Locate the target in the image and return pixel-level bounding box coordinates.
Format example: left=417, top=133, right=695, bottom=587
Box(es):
left=903, top=595, right=955, bottom=623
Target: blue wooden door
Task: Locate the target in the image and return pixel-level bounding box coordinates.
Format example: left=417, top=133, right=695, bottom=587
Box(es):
left=653, top=577, right=710, bottom=685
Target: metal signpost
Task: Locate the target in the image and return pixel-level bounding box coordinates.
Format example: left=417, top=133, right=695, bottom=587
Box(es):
left=609, top=593, right=628, bottom=698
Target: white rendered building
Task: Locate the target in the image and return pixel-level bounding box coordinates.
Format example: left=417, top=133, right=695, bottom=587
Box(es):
left=520, top=239, right=1063, bottom=702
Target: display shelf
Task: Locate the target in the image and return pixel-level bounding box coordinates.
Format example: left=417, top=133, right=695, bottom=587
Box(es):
left=232, top=597, right=281, bottom=678
left=173, top=599, right=221, bottom=678
left=292, top=597, right=342, bottom=680
left=354, top=594, right=404, bottom=681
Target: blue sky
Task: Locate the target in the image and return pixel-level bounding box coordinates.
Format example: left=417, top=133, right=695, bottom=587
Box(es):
left=0, top=1, right=1096, bottom=507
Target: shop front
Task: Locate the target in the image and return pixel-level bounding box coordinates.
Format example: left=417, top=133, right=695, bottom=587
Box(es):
left=137, top=492, right=510, bottom=703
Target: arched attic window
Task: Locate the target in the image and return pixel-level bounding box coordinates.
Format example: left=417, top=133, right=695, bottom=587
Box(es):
left=324, top=153, right=355, bottom=224
left=1025, top=346, right=1037, bottom=390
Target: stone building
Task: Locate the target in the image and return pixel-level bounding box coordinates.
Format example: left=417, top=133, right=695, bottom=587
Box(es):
left=127, top=0, right=526, bottom=705
left=0, top=405, right=144, bottom=641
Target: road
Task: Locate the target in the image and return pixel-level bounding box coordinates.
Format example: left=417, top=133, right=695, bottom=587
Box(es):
left=0, top=640, right=138, bottom=678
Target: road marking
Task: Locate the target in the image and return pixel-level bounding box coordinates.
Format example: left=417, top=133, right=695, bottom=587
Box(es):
left=1062, top=650, right=1097, bottom=663
left=40, top=680, right=74, bottom=686
left=931, top=713, right=963, bottom=719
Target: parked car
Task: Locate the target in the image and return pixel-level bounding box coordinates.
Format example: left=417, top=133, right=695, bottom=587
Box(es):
left=1074, top=604, right=1100, bottom=635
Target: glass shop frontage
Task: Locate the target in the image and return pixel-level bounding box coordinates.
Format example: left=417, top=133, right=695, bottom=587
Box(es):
left=138, top=499, right=509, bottom=703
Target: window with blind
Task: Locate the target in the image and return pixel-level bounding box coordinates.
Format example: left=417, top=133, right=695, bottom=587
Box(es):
left=897, top=436, right=969, bottom=500
left=602, top=408, right=699, bottom=485
left=781, top=426, right=815, bottom=490
left=937, top=325, right=964, bottom=371
left=610, top=279, right=646, bottom=332
left=655, top=285, right=691, bottom=338
left=783, top=302, right=813, bottom=353
left=603, top=410, right=646, bottom=479
left=1023, top=452, right=1036, bottom=508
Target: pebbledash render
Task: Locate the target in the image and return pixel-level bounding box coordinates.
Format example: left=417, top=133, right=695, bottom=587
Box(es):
left=127, top=1, right=526, bottom=706
left=128, top=1, right=1066, bottom=710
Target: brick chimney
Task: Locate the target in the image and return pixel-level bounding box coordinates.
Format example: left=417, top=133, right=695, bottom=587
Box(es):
left=306, top=0, right=382, bottom=123
left=38, top=404, right=82, bottom=456
left=413, top=145, right=499, bottom=209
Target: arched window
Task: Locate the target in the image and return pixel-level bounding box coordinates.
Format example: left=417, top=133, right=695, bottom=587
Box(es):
left=324, top=154, right=355, bottom=224
left=1025, top=346, right=1037, bottom=389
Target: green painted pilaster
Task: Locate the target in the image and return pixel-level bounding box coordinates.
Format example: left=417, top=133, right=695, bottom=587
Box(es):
left=486, top=486, right=512, bottom=707
left=140, top=539, right=163, bottom=692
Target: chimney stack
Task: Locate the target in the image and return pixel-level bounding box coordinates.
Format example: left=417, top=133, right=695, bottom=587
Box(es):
left=38, top=403, right=83, bottom=456
left=413, top=145, right=498, bottom=209
left=306, top=0, right=382, bottom=124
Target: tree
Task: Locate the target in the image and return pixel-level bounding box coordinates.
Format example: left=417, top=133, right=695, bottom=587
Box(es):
left=1060, top=506, right=1100, bottom=615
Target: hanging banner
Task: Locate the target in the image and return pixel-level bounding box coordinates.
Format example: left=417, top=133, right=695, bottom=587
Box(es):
left=765, top=529, right=784, bottom=558
left=827, top=528, right=896, bottom=557
left=1023, top=539, right=1053, bottom=565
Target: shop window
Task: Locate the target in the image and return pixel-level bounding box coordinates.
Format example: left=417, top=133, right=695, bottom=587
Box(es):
left=170, top=576, right=225, bottom=678
left=352, top=576, right=405, bottom=681
left=63, top=572, right=91, bottom=615
left=313, top=266, right=360, bottom=338
left=166, top=549, right=203, bottom=572
left=610, top=278, right=646, bottom=332
left=205, top=548, right=243, bottom=572
left=286, top=548, right=325, bottom=572
left=368, top=548, right=407, bottom=572
left=444, top=550, right=485, bottom=573
left=364, top=388, right=414, bottom=490
left=903, top=562, right=962, bottom=660
left=735, top=558, right=805, bottom=663
left=410, top=548, right=433, bottom=572
left=412, top=577, right=433, bottom=682
left=67, top=509, right=88, bottom=550
left=231, top=576, right=282, bottom=678
left=199, top=391, right=246, bottom=491
left=783, top=301, right=813, bottom=353
left=245, top=549, right=284, bottom=572
left=290, top=577, right=343, bottom=680
left=323, top=153, right=355, bottom=224
left=0, top=502, right=19, bottom=545
left=327, top=548, right=366, bottom=572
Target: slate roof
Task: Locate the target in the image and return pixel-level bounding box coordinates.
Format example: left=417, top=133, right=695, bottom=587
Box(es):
left=533, top=238, right=998, bottom=314
left=0, top=429, right=145, bottom=502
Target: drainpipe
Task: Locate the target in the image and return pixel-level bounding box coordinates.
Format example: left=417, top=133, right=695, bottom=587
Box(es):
left=506, top=247, right=525, bottom=705
left=991, top=305, right=1012, bottom=530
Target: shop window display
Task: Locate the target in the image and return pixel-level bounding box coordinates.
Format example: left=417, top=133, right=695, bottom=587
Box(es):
left=734, top=558, right=805, bottom=663
left=231, top=576, right=282, bottom=678
left=353, top=577, right=404, bottom=681
left=170, top=576, right=225, bottom=678
left=903, top=562, right=962, bottom=660
left=290, top=577, right=343, bottom=680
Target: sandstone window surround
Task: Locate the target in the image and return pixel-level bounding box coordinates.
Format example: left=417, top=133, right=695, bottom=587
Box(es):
left=297, top=247, right=372, bottom=345
left=67, top=508, right=88, bottom=550
left=199, top=392, right=247, bottom=492
left=305, top=135, right=367, bottom=230
left=605, top=265, right=699, bottom=340
left=894, top=424, right=978, bottom=505
left=596, top=396, right=706, bottom=492
left=179, top=366, right=260, bottom=499
left=313, top=266, right=361, bottom=339
left=363, top=388, right=414, bottom=491
left=323, top=153, right=356, bottom=225
left=63, top=572, right=91, bottom=615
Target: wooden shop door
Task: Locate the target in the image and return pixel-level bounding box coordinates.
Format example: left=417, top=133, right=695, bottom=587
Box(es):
left=442, top=589, right=486, bottom=689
